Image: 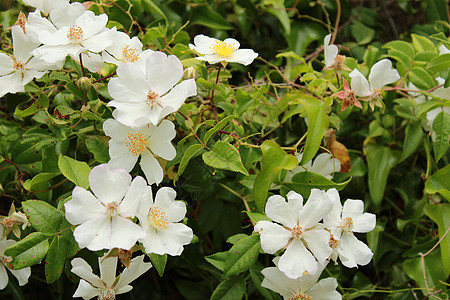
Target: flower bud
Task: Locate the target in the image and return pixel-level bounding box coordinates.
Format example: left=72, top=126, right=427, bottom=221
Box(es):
left=77, top=77, right=92, bottom=91
left=182, top=66, right=197, bottom=80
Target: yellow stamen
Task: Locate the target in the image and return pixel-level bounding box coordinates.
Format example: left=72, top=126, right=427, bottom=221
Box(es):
left=212, top=40, right=235, bottom=57
left=105, top=201, right=120, bottom=217
left=124, top=132, right=149, bottom=156
left=341, top=217, right=353, bottom=232
left=289, top=292, right=311, bottom=300
left=329, top=233, right=338, bottom=248
left=2, top=217, right=15, bottom=229
left=122, top=45, right=139, bottom=63
left=291, top=225, right=303, bottom=239
left=67, top=25, right=83, bottom=43
left=98, top=289, right=115, bottom=300
left=149, top=206, right=169, bottom=231
left=146, top=90, right=161, bottom=107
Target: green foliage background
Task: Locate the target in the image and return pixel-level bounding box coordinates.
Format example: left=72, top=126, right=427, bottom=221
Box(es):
left=0, top=0, right=449, bottom=299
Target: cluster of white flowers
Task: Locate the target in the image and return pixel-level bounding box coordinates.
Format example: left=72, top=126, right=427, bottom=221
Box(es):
left=254, top=188, right=375, bottom=299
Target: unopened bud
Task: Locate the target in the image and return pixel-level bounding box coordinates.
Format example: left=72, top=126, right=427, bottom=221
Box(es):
left=183, top=66, right=197, bottom=80
left=77, top=77, right=92, bottom=91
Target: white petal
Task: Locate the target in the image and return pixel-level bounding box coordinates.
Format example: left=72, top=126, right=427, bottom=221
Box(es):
left=299, top=189, right=332, bottom=229
left=71, top=257, right=103, bottom=288
left=147, top=120, right=176, bottom=160
left=107, top=101, right=152, bottom=127
left=99, top=254, right=117, bottom=288
left=0, top=52, right=14, bottom=76
left=157, top=78, right=197, bottom=121
left=311, top=153, right=340, bottom=178
left=12, top=25, right=40, bottom=62
left=76, top=11, right=108, bottom=40
left=324, top=189, right=342, bottom=230
left=342, top=199, right=364, bottom=219
left=302, top=229, right=332, bottom=264
left=307, top=278, right=341, bottom=300
left=261, top=266, right=297, bottom=297
left=278, top=239, right=318, bottom=278
left=368, top=59, right=400, bottom=90
left=107, top=141, right=138, bottom=172
left=349, top=69, right=371, bottom=97
left=324, top=34, right=339, bottom=68
left=65, top=187, right=105, bottom=225
left=156, top=223, right=193, bottom=256
left=140, top=228, right=166, bottom=254
left=82, top=29, right=114, bottom=53
left=352, top=213, right=376, bottom=233
left=73, top=215, right=110, bottom=251
left=265, top=193, right=302, bottom=228
left=254, top=221, right=291, bottom=254
left=145, top=52, right=183, bottom=95
left=73, top=279, right=102, bottom=299
left=49, top=2, right=86, bottom=28
left=115, top=285, right=133, bottom=295
left=189, top=34, right=216, bottom=55
left=225, top=49, right=258, bottom=66
left=0, top=264, right=8, bottom=289
left=338, top=232, right=373, bottom=268
left=140, top=152, right=163, bottom=185
left=88, top=164, right=131, bottom=205
left=115, top=255, right=152, bottom=290
left=120, top=176, right=150, bottom=217
left=154, top=187, right=186, bottom=222
left=108, top=64, right=148, bottom=103
left=107, top=216, right=146, bottom=250
left=0, top=73, right=23, bottom=97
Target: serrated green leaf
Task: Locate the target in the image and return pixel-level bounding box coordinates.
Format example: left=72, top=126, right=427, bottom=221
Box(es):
left=432, top=110, right=450, bottom=162
left=174, top=143, right=203, bottom=182
left=202, top=141, right=248, bottom=175
left=424, top=203, right=450, bottom=277
left=283, top=171, right=351, bottom=198
left=253, top=140, right=297, bottom=212
left=23, top=200, right=64, bottom=236
left=427, top=53, right=450, bottom=73
left=203, top=115, right=238, bottom=144
left=401, top=123, right=424, bottom=161
left=425, top=165, right=450, bottom=201
left=4, top=232, right=50, bottom=269
left=210, top=275, right=246, bottom=300
left=223, top=234, right=260, bottom=278
left=299, top=96, right=330, bottom=165
left=147, top=253, right=167, bottom=277
left=365, top=144, right=400, bottom=206
left=408, top=67, right=435, bottom=90
left=45, top=235, right=66, bottom=283
left=58, top=155, right=91, bottom=189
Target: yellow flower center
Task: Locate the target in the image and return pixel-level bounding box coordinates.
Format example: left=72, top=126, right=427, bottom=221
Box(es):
left=146, top=90, right=161, bottom=107
left=289, top=292, right=311, bottom=300
left=122, top=45, right=139, bottom=63
left=291, top=225, right=303, bottom=239
left=149, top=206, right=169, bottom=231
left=341, top=217, right=353, bottom=232
left=13, top=60, right=25, bottom=71
left=98, top=289, right=116, bottom=300
left=124, top=132, right=149, bottom=156
left=2, top=216, right=15, bottom=228
left=329, top=233, right=339, bottom=248
left=67, top=25, right=84, bottom=43
left=105, top=201, right=120, bottom=217
left=212, top=40, right=235, bottom=57
left=372, top=88, right=382, bottom=99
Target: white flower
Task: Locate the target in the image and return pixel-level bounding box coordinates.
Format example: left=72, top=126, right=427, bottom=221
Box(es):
left=137, top=187, right=193, bottom=256
left=288, top=152, right=341, bottom=180
left=71, top=252, right=152, bottom=300
left=102, top=31, right=154, bottom=71
left=107, top=52, right=197, bottom=127
left=324, top=189, right=376, bottom=268
left=254, top=190, right=333, bottom=279
left=0, top=25, right=49, bottom=97
left=324, top=34, right=339, bottom=68
left=0, top=228, right=31, bottom=290
left=22, top=0, right=69, bottom=14
left=103, top=117, right=176, bottom=185
left=349, top=59, right=400, bottom=110
left=261, top=257, right=341, bottom=300
left=64, top=164, right=147, bottom=251
left=189, top=34, right=258, bottom=66
left=32, top=6, right=114, bottom=66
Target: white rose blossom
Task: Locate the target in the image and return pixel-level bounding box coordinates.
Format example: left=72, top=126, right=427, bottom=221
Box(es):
left=71, top=252, right=152, bottom=300
left=349, top=59, right=400, bottom=110
left=22, top=0, right=69, bottom=14
left=288, top=152, right=341, bottom=180
left=261, top=257, right=341, bottom=300
left=103, top=117, right=177, bottom=185
left=137, top=187, right=193, bottom=256
left=107, top=51, right=197, bottom=127
left=189, top=34, right=258, bottom=66
left=0, top=227, right=31, bottom=290
left=324, top=189, right=376, bottom=268
left=0, top=25, right=49, bottom=97
left=102, top=31, right=154, bottom=71
left=64, top=164, right=147, bottom=251
left=254, top=190, right=333, bottom=279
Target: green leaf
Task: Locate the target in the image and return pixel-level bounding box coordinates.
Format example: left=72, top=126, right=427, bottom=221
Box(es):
left=23, top=173, right=60, bottom=192
left=85, top=137, right=110, bottom=164
left=432, top=110, right=450, bottom=162
left=427, top=53, right=450, bottom=73
left=351, top=19, right=375, bottom=45
left=223, top=234, right=260, bottom=278
left=205, top=251, right=227, bottom=272
left=14, top=94, right=49, bottom=118
left=263, top=0, right=291, bottom=35
left=242, top=211, right=271, bottom=224
left=210, top=275, right=246, bottom=300
left=4, top=232, right=50, bottom=269
left=365, top=144, right=400, bottom=206
left=411, top=34, right=437, bottom=53
left=401, top=123, right=424, bottom=161
left=58, top=155, right=91, bottom=189
left=202, top=141, right=248, bottom=175
left=142, top=0, right=167, bottom=22
left=203, top=115, right=238, bottom=144
left=283, top=172, right=351, bottom=199
left=147, top=253, right=167, bottom=277
left=408, top=67, right=435, bottom=90
left=253, top=141, right=297, bottom=212
left=45, top=235, right=67, bottom=283
left=424, top=203, right=450, bottom=277
left=383, top=41, right=415, bottom=61
left=299, top=96, right=330, bottom=165
left=23, top=200, right=64, bottom=236
left=425, top=165, right=450, bottom=201
left=190, top=5, right=234, bottom=30
left=174, top=143, right=203, bottom=182
left=430, top=32, right=450, bottom=48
